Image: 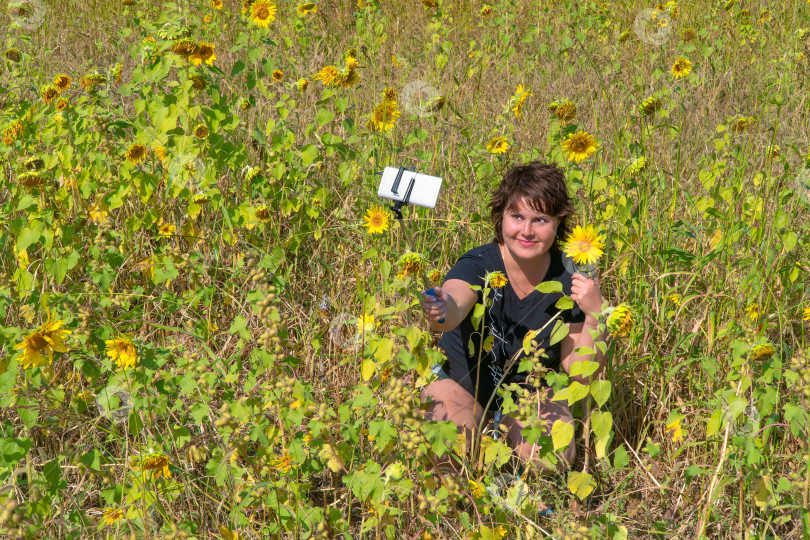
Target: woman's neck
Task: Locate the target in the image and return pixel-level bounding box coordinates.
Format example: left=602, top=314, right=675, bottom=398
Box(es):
left=498, top=243, right=551, bottom=291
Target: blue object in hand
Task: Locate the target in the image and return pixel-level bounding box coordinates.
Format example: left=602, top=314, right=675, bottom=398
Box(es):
left=425, top=288, right=445, bottom=323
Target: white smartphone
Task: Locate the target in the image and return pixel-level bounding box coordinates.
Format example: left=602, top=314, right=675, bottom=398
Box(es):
left=376, top=167, right=443, bottom=209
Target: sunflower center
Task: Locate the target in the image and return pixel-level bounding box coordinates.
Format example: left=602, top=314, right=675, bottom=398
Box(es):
left=571, top=138, right=588, bottom=152
left=29, top=333, right=48, bottom=350
left=257, top=7, right=269, bottom=18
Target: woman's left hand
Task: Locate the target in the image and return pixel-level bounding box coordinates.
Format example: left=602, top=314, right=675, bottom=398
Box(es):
left=571, top=273, right=603, bottom=318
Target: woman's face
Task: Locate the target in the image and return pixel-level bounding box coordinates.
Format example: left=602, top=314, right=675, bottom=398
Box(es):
left=501, top=198, right=560, bottom=265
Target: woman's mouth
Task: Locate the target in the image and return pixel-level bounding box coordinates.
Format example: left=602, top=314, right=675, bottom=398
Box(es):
left=518, top=239, right=536, bottom=247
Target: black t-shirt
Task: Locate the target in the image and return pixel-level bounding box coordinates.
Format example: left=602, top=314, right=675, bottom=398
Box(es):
left=438, top=242, right=586, bottom=410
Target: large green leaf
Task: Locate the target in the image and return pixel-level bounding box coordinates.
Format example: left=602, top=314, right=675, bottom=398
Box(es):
left=590, top=380, right=612, bottom=407
left=567, top=470, right=596, bottom=500
left=551, top=420, right=574, bottom=452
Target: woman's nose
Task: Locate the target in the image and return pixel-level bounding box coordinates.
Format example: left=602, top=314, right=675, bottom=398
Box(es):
left=522, top=221, right=534, bottom=236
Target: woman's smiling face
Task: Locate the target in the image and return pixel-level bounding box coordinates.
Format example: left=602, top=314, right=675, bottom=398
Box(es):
left=500, top=198, right=560, bottom=264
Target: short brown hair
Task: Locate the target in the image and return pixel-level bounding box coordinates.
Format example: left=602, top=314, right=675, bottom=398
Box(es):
left=489, top=162, right=574, bottom=247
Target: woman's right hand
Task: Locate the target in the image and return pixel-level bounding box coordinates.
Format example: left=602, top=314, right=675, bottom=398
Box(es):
left=420, top=287, right=448, bottom=324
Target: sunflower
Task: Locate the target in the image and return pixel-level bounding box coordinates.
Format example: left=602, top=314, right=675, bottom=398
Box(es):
left=89, top=202, right=109, bottom=224
left=153, top=146, right=167, bottom=161
left=428, top=269, right=443, bottom=285
left=314, top=65, right=341, bottom=86
left=421, top=0, right=437, bottom=6
left=140, top=454, right=172, bottom=479
left=79, top=74, right=106, bottom=90
left=171, top=40, right=197, bottom=58
left=272, top=452, right=296, bottom=473
left=552, top=100, right=576, bottom=123
left=745, top=303, right=760, bottom=321
left=53, top=74, right=72, bottom=92
left=158, top=222, right=176, bottom=238
left=4, top=49, right=22, bottom=63
left=41, top=85, right=59, bottom=104
left=55, top=98, right=69, bottom=111
left=665, top=418, right=683, bottom=443
left=617, top=29, right=630, bottom=42
left=639, top=96, right=662, bottom=116
left=671, top=57, right=692, bottom=79
left=625, top=156, right=648, bottom=178
left=193, top=124, right=210, bottom=139
left=681, top=28, right=695, bottom=41
left=480, top=5, right=492, bottom=17
left=190, top=75, right=207, bottom=90
left=606, top=304, right=633, bottom=337
left=367, top=101, right=400, bottom=133
left=363, top=206, right=390, bottom=234
left=731, top=116, right=755, bottom=132
left=562, top=130, right=598, bottom=162
left=125, top=143, right=147, bottom=165
left=189, top=42, right=216, bottom=67
left=249, top=0, right=277, bottom=28
left=488, top=271, right=508, bottom=288
left=105, top=336, right=138, bottom=369
left=272, top=69, right=284, bottom=82
left=356, top=313, right=377, bottom=335
left=297, top=2, right=317, bottom=15
left=101, top=508, right=125, bottom=527
left=25, top=156, right=44, bottom=171
left=511, top=84, right=532, bottom=118
left=18, top=172, right=46, bottom=188
left=563, top=225, right=605, bottom=266
left=667, top=293, right=681, bottom=306
left=297, top=78, right=309, bottom=92
left=212, top=0, right=223, bottom=8
left=14, top=310, right=71, bottom=370
left=803, top=306, right=810, bottom=321
left=487, top=137, right=509, bottom=154
left=337, top=56, right=360, bottom=87
left=396, top=252, right=425, bottom=280
left=256, top=205, right=271, bottom=221
left=751, top=343, right=776, bottom=361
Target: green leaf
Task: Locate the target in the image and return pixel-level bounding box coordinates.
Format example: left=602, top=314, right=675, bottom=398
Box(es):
left=316, top=108, right=335, bottom=129
left=550, top=319, right=569, bottom=346
left=422, top=421, right=459, bottom=457
left=592, top=411, right=613, bottom=459
left=567, top=470, right=596, bottom=500
left=535, top=281, right=563, bottom=294
left=483, top=438, right=512, bottom=468
left=706, top=409, right=723, bottom=437
left=570, top=360, right=600, bottom=378
left=16, top=227, right=40, bottom=252
left=552, top=381, right=589, bottom=405
left=80, top=449, right=101, bottom=472
left=590, top=380, right=611, bottom=407
left=551, top=420, right=574, bottom=452
left=612, top=445, right=630, bottom=468
left=555, top=296, right=575, bottom=310
left=591, top=411, right=613, bottom=439
left=361, top=359, right=375, bottom=381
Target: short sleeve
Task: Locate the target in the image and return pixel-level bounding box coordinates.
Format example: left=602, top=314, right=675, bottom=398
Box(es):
left=444, top=247, right=489, bottom=287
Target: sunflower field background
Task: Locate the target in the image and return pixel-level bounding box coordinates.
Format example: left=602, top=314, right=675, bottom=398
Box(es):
left=1, top=0, right=809, bottom=538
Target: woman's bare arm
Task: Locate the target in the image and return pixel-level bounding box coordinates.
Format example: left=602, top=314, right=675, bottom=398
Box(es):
left=419, top=279, right=479, bottom=332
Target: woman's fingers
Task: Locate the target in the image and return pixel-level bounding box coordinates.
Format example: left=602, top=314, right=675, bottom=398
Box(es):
left=420, top=290, right=447, bottom=322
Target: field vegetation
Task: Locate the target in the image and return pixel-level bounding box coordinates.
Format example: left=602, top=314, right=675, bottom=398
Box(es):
left=0, top=0, right=809, bottom=538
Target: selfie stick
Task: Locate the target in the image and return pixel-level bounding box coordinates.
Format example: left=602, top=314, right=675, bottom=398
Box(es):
left=376, top=166, right=444, bottom=322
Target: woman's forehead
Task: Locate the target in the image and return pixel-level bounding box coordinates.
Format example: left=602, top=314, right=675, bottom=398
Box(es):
left=508, top=197, right=550, bottom=216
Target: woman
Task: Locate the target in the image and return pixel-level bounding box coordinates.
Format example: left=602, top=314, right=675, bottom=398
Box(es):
left=419, top=162, right=605, bottom=472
